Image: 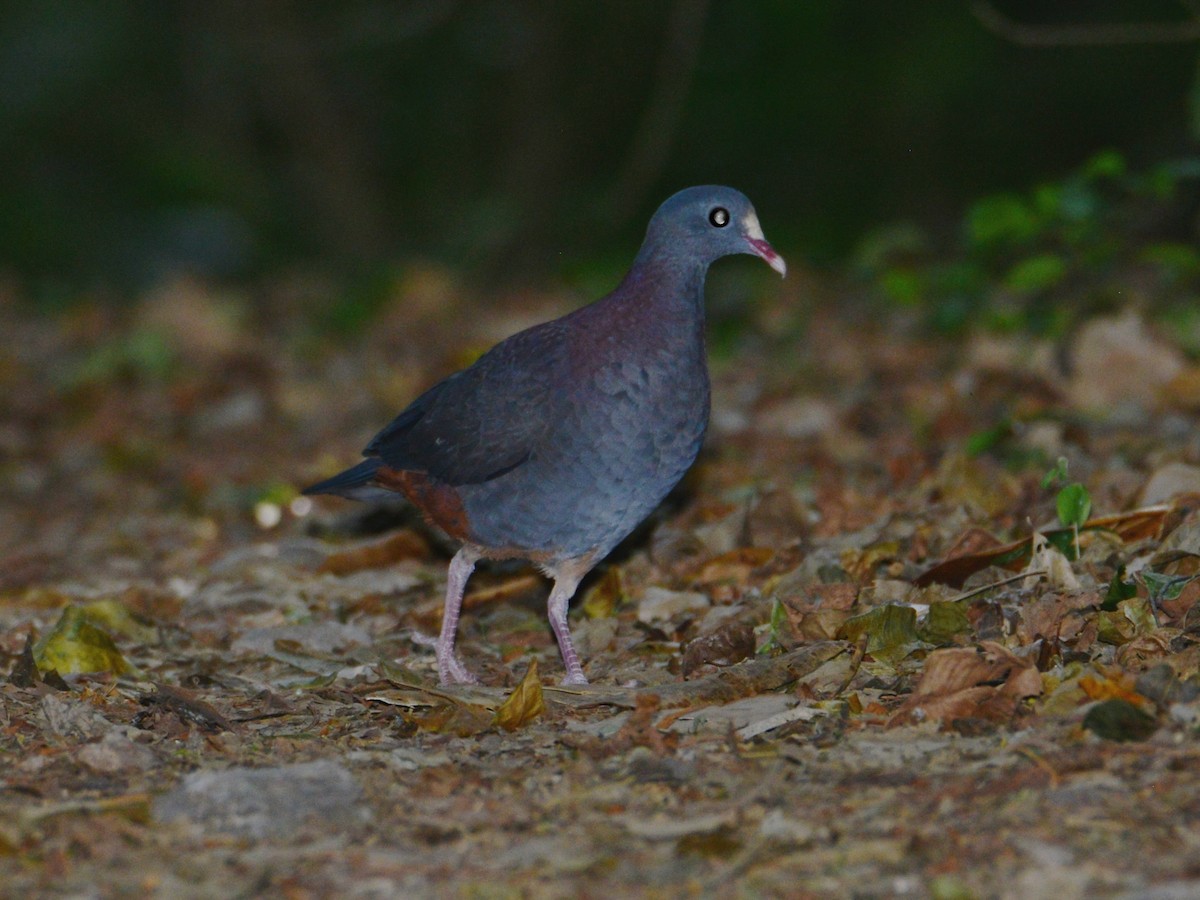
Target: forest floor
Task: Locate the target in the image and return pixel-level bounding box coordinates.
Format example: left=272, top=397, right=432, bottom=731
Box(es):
left=3, top=266, right=1200, bottom=898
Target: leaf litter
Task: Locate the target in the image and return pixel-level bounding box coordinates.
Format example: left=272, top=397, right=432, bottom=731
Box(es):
left=3, top=283, right=1200, bottom=895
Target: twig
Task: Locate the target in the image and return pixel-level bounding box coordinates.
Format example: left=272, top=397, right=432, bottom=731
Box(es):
left=951, top=569, right=1046, bottom=603
left=832, top=634, right=868, bottom=698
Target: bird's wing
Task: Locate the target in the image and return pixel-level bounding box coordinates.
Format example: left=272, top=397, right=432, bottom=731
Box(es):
left=364, top=321, right=567, bottom=486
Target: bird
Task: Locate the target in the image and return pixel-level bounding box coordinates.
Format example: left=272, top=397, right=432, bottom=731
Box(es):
left=303, top=186, right=786, bottom=686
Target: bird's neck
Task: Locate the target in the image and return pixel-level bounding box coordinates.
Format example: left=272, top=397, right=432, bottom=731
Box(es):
left=616, top=247, right=710, bottom=328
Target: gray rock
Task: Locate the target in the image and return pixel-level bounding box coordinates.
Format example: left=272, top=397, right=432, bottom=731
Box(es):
left=77, top=731, right=156, bottom=773
left=40, top=694, right=114, bottom=741
left=154, top=760, right=367, bottom=839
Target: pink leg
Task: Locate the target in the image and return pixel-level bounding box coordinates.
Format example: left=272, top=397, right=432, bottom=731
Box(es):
left=547, top=573, right=588, bottom=686
left=437, top=548, right=479, bottom=685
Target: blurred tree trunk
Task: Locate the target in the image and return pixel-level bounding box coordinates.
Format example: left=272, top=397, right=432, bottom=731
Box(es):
left=190, top=2, right=392, bottom=262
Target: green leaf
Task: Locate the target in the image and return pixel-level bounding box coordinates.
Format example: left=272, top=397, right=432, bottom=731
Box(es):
left=1005, top=253, right=1067, bottom=293
left=1102, top=565, right=1138, bottom=612
left=758, top=598, right=788, bottom=655
left=964, top=420, right=1012, bottom=457
left=1082, top=149, right=1126, bottom=181
left=1141, top=242, right=1200, bottom=281
left=967, top=194, right=1040, bottom=250
left=1056, top=483, right=1092, bottom=529
left=1040, top=456, right=1069, bottom=490
left=1139, top=571, right=1198, bottom=606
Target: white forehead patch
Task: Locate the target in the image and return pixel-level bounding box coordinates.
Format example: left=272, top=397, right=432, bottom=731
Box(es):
left=741, top=211, right=765, bottom=241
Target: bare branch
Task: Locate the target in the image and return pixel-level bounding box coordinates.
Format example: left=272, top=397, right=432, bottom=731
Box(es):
left=971, top=0, right=1200, bottom=47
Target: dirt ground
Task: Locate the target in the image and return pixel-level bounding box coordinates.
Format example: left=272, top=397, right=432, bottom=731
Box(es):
left=3, top=271, right=1200, bottom=898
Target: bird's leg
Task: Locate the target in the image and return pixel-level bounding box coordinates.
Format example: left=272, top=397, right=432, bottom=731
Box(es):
left=547, top=572, right=588, bottom=685
left=437, top=547, right=480, bottom=685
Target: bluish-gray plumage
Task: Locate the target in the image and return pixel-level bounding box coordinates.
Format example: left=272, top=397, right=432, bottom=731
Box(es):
left=305, top=185, right=785, bottom=684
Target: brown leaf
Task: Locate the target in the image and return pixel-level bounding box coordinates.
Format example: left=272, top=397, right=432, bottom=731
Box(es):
left=781, top=583, right=858, bottom=642
left=317, top=529, right=431, bottom=575
left=745, top=488, right=807, bottom=548
left=493, top=660, right=545, bottom=731
left=694, top=547, right=775, bottom=586
left=1067, top=311, right=1184, bottom=411
left=681, top=623, right=756, bottom=677
left=889, top=643, right=1042, bottom=727
left=908, top=647, right=1012, bottom=699
left=640, top=642, right=848, bottom=709
left=1016, top=591, right=1100, bottom=645
left=840, top=542, right=901, bottom=584
left=917, top=506, right=1173, bottom=588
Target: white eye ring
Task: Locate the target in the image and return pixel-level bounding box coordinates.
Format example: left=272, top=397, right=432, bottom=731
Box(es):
left=709, top=207, right=730, bottom=228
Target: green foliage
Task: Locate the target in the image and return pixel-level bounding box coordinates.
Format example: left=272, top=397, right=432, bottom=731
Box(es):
left=758, top=598, right=788, bottom=656
left=65, top=329, right=178, bottom=388
left=1041, top=457, right=1090, bottom=558
left=1004, top=253, right=1067, bottom=293
left=1056, top=483, right=1092, bottom=530
left=964, top=420, right=1013, bottom=457
left=1040, top=456, right=1070, bottom=490
left=967, top=195, right=1040, bottom=251
left=859, top=150, right=1200, bottom=335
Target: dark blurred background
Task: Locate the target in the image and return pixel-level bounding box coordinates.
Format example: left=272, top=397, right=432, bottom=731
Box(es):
left=2, top=0, right=1198, bottom=297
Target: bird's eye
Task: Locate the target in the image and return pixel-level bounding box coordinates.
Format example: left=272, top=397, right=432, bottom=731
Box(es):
left=709, top=207, right=730, bottom=228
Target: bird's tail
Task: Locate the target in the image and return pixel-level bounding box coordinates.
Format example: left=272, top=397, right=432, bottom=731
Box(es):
left=302, top=458, right=389, bottom=501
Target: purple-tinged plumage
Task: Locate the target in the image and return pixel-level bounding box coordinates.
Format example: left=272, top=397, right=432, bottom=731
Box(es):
left=304, top=186, right=785, bottom=685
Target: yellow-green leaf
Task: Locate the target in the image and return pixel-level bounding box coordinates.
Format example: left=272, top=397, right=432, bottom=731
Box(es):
left=493, top=660, right=545, bottom=731
left=837, top=604, right=926, bottom=667
left=81, top=598, right=158, bottom=643
left=34, top=606, right=136, bottom=676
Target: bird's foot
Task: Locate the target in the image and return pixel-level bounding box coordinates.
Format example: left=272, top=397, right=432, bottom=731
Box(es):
left=560, top=669, right=589, bottom=687
left=437, top=649, right=479, bottom=686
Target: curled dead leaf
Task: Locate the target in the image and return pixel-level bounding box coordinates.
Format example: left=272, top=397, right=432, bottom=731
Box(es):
left=493, top=660, right=545, bottom=731
left=1023, top=532, right=1080, bottom=592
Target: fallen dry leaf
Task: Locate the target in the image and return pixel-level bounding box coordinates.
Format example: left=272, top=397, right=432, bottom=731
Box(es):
left=316, top=529, right=432, bottom=574
left=493, top=660, right=545, bottom=731
left=888, top=643, right=1042, bottom=727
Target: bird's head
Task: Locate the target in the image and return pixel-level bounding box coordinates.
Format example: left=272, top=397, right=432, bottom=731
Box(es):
left=643, top=185, right=787, bottom=277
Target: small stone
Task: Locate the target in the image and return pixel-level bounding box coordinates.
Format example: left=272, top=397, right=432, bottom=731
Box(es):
left=637, top=586, right=710, bottom=624
left=40, top=694, right=114, bottom=741
left=77, top=732, right=156, bottom=774
left=154, top=760, right=366, bottom=839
